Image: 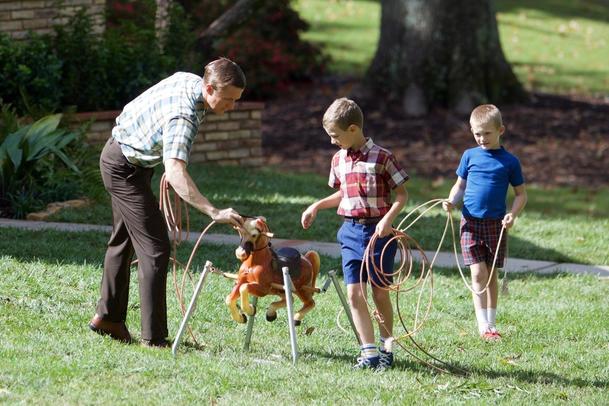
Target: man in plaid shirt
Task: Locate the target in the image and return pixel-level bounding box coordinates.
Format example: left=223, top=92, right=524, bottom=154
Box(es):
left=89, top=58, right=245, bottom=348
left=301, top=98, right=408, bottom=370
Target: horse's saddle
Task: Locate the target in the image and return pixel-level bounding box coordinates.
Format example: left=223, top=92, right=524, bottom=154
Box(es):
left=271, top=247, right=301, bottom=280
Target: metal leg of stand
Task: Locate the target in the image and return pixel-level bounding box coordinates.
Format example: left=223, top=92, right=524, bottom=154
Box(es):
left=282, top=267, right=298, bottom=366
left=171, top=260, right=213, bottom=357
left=328, top=269, right=361, bottom=345
left=243, top=296, right=258, bottom=351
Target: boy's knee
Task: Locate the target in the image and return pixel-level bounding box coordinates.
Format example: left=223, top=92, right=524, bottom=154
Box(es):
left=347, top=285, right=366, bottom=306
left=470, top=263, right=489, bottom=282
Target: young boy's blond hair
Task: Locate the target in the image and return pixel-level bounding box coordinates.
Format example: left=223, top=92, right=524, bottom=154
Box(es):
left=470, top=104, right=503, bottom=129
left=322, top=97, right=363, bottom=130
left=203, top=57, right=246, bottom=89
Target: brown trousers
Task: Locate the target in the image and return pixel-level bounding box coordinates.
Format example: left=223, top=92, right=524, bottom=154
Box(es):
left=97, top=137, right=169, bottom=340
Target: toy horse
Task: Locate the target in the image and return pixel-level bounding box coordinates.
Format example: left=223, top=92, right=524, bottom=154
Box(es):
left=226, top=217, right=320, bottom=325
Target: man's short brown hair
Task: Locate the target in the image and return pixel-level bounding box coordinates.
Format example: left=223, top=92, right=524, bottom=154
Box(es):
left=322, top=98, right=363, bottom=130
left=470, top=104, right=503, bottom=128
left=203, top=57, right=246, bottom=89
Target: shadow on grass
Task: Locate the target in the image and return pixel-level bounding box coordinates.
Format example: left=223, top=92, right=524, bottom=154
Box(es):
left=496, top=0, right=609, bottom=24
left=307, top=346, right=609, bottom=390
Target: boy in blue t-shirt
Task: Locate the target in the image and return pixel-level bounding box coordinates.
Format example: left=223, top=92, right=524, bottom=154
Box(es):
left=443, top=104, right=527, bottom=340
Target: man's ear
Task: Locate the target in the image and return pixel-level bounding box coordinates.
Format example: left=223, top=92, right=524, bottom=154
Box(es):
left=205, top=83, right=215, bottom=95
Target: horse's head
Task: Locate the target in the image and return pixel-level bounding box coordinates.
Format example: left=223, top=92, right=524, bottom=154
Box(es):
left=235, top=217, right=274, bottom=261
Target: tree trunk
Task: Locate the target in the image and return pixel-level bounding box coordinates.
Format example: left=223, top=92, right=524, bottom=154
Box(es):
left=155, top=0, right=171, bottom=47
left=362, top=0, right=526, bottom=116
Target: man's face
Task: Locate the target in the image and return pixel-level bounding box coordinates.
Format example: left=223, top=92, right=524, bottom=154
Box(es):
left=471, top=121, right=504, bottom=150
left=204, top=84, right=243, bottom=115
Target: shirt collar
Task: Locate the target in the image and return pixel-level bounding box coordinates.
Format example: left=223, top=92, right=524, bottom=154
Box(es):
left=347, top=138, right=373, bottom=160
left=195, top=94, right=207, bottom=124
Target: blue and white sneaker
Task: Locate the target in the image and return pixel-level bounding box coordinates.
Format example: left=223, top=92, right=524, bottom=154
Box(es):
left=353, top=355, right=380, bottom=369
left=378, top=349, right=394, bottom=370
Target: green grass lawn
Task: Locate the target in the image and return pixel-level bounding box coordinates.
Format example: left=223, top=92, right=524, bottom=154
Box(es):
left=295, top=0, right=609, bottom=96
left=1, top=228, right=608, bottom=404
left=48, top=164, right=609, bottom=266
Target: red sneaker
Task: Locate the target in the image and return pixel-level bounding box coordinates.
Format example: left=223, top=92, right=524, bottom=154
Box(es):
left=482, top=328, right=502, bottom=341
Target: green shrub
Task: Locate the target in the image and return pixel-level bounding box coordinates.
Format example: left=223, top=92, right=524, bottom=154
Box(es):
left=0, top=0, right=325, bottom=115
left=0, top=113, right=87, bottom=218
left=0, top=33, right=63, bottom=116
left=52, top=9, right=110, bottom=112
left=156, top=0, right=327, bottom=99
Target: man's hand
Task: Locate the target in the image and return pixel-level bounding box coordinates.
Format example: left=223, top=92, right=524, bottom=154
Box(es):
left=301, top=205, right=317, bottom=229
left=375, top=218, right=393, bottom=238
left=211, top=207, right=243, bottom=228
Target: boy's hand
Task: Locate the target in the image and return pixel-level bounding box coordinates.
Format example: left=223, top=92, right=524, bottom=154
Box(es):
left=301, top=206, right=317, bottom=229
left=376, top=218, right=393, bottom=238
left=442, top=199, right=454, bottom=212
left=502, top=212, right=515, bottom=229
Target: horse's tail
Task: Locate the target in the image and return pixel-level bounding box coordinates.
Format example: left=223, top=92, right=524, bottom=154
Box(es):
left=304, top=250, right=320, bottom=288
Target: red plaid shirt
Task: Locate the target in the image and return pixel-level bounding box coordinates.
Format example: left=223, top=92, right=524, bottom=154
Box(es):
left=329, top=138, right=408, bottom=217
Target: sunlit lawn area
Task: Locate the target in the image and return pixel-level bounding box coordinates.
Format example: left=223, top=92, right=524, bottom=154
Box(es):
left=48, top=164, right=609, bottom=266
left=295, top=0, right=609, bottom=96
left=1, top=228, right=608, bottom=404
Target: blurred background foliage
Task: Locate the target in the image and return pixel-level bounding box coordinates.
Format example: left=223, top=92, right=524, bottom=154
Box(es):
left=0, top=0, right=326, bottom=116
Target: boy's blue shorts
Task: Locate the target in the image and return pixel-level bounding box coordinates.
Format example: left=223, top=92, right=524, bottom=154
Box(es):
left=337, top=221, right=398, bottom=286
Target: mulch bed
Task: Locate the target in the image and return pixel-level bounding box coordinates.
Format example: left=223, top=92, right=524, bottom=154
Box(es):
left=261, top=77, right=609, bottom=188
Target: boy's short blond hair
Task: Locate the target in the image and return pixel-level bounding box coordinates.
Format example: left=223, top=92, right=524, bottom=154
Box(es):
left=470, top=104, right=503, bottom=128
left=322, top=98, right=363, bottom=131
left=203, top=57, right=246, bottom=89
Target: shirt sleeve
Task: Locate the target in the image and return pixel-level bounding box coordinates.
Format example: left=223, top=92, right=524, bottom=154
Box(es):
left=328, top=153, right=341, bottom=189
left=162, top=116, right=199, bottom=164
left=509, top=156, right=525, bottom=186
left=456, top=151, right=469, bottom=179
left=384, top=153, right=409, bottom=189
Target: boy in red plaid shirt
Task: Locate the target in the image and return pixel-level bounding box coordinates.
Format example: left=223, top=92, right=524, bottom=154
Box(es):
left=443, top=104, right=527, bottom=340
left=301, top=98, right=408, bottom=369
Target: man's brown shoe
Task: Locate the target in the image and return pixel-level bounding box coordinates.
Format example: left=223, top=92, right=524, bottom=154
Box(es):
left=89, top=314, right=132, bottom=343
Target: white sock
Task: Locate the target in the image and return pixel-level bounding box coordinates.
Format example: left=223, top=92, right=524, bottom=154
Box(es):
left=361, top=343, right=378, bottom=358
left=487, top=308, right=497, bottom=329
left=475, top=307, right=489, bottom=334
left=379, top=337, right=393, bottom=353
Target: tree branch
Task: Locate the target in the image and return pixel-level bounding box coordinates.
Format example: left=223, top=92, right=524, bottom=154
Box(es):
left=196, top=0, right=264, bottom=53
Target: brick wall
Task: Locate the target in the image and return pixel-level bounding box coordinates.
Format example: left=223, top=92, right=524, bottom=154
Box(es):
left=72, top=102, right=265, bottom=167
left=0, top=0, right=106, bottom=40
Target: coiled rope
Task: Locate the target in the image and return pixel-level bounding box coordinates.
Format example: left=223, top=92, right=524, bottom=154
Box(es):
left=355, top=199, right=508, bottom=374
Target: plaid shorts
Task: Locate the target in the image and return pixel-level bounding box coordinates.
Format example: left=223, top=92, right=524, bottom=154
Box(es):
left=460, top=216, right=507, bottom=267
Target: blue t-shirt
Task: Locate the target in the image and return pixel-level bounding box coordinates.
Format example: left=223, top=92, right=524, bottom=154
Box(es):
left=456, top=146, right=524, bottom=219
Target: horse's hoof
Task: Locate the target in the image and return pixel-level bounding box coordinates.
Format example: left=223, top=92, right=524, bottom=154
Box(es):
left=266, top=312, right=277, bottom=322
left=240, top=314, right=247, bottom=324
left=294, top=319, right=302, bottom=327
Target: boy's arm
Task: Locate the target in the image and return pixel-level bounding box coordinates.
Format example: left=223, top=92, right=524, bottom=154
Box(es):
left=442, top=176, right=466, bottom=212
left=503, top=184, right=527, bottom=228
left=376, top=184, right=408, bottom=237
left=301, top=191, right=342, bottom=229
